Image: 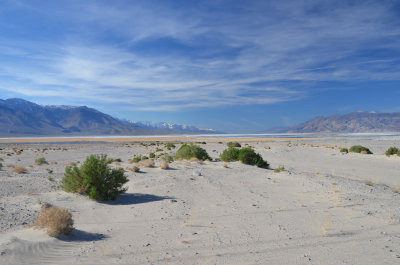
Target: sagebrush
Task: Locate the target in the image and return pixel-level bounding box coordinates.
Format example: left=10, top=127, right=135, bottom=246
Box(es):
left=62, top=154, right=128, bottom=201
left=349, top=145, right=372, bottom=154
left=175, top=144, right=211, bottom=161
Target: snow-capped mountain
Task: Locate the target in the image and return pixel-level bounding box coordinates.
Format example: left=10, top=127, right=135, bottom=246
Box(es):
left=121, top=120, right=217, bottom=133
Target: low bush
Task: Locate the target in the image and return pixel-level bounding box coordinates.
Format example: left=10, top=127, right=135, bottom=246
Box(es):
left=13, top=166, right=27, bottom=174
left=220, top=147, right=240, bottom=162
left=227, top=142, right=241, bottom=148
left=385, top=147, right=399, bottom=156
left=34, top=206, right=74, bottom=237
left=149, top=153, right=155, bottom=158
left=159, top=160, right=169, bottom=169
left=165, top=143, right=176, bottom=150
left=238, top=148, right=269, bottom=168
left=349, top=145, right=372, bottom=154
left=175, top=144, right=211, bottom=161
left=0, top=162, right=2, bottom=170
left=62, top=154, right=128, bottom=201
left=132, top=156, right=142, bottom=163
left=35, top=157, right=48, bottom=165
left=131, top=165, right=140, bottom=172
left=139, top=159, right=155, bottom=167
left=274, top=166, right=285, bottom=173
left=340, top=148, right=348, bottom=153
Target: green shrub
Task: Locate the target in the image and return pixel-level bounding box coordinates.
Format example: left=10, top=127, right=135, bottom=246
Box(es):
left=175, top=144, right=211, bottom=161
left=227, top=142, right=241, bottom=148
left=0, top=162, right=2, bottom=170
left=220, top=147, right=240, bottom=162
left=149, top=153, right=155, bottom=158
left=349, top=145, right=372, bottom=154
left=35, top=157, right=48, bottom=165
left=165, top=143, right=176, bottom=149
left=155, top=148, right=163, bottom=152
left=340, top=148, right=348, bottom=153
left=62, top=154, right=128, bottom=201
left=238, top=148, right=269, bottom=168
left=142, top=156, right=149, bottom=160
left=274, top=166, right=285, bottom=173
left=132, top=156, right=141, bottom=163
left=162, top=154, right=174, bottom=163
left=385, top=147, right=399, bottom=156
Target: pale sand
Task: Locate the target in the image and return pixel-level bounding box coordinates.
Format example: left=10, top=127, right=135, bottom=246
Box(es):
left=0, top=136, right=318, bottom=144
left=0, top=140, right=399, bottom=264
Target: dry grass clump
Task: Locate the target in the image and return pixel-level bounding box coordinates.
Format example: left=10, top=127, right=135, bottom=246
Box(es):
left=223, top=163, right=228, bottom=168
left=132, top=165, right=140, bottom=172
left=49, top=160, right=58, bottom=165
left=139, top=159, right=155, bottom=167
left=13, top=166, right=27, bottom=174
left=33, top=206, right=74, bottom=237
left=159, top=160, right=169, bottom=169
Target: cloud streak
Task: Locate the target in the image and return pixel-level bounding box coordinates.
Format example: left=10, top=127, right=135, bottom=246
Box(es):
left=0, top=0, right=399, bottom=112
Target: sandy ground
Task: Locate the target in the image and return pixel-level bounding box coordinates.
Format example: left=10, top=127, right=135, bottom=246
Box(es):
left=0, top=139, right=399, bottom=264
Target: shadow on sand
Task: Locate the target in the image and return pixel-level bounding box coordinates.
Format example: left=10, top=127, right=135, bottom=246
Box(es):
left=102, top=193, right=174, bottom=206
left=58, top=229, right=107, bottom=242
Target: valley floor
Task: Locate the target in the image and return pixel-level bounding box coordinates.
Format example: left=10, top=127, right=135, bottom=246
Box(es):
left=0, top=139, right=399, bottom=264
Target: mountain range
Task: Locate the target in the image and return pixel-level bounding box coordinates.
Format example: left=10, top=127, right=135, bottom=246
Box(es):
left=277, top=111, right=400, bottom=133
left=0, top=98, right=216, bottom=136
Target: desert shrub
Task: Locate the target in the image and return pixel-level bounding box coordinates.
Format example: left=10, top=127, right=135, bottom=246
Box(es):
left=149, top=153, right=155, bottom=158
left=220, top=147, right=240, bottom=162
left=340, top=148, right=348, bottom=153
left=132, top=156, right=142, bottom=163
left=175, top=144, right=211, bottom=161
left=142, top=155, right=149, bottom=160
left=35, top=157, right=48, bottom=165
left=349, top=145, right=372, bottom=154
left=155, top=148, right=163, bottom=152
left=0, top=162, right=2, bottom=170
left=34, top=206, right=74, bottom=237
left=62, top=154, right=128, bottom=201
left=162, top=154, right=174, bottom=163
left=274, top=166, right=285, bottom=173
left=227, top=142, right=241, bottom=148
left=238, top=148, right=269, bottom=168
left=139, top=159, right=155, bottom=167
left=385, top=147, right=399, bottom=156
left=165, top=143, right=176, bottom=150
left=159, top=160, right=169, bottom=169
left=13, top=166, right=27, bottom=174
left=131, top=165, right=140, bottom=172
left=223, top=163, right=228, bottom=168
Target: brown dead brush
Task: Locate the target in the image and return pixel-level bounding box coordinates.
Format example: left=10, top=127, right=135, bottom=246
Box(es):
left=33, top=206, right=74, bottom=237
left=13, top=166, right=27, bottom=174
left=131, top=165, right=140, bottom=172
left=159, top=160, right=169, bottom=169
left=139, top=159, right=155, bottom=168
left=223, top=163, right=228, bottom=168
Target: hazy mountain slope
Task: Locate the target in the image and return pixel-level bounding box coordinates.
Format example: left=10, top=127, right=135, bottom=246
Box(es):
left=0, top=98, right=148, bottom=136
left=281, top=111, right=400, bottom=133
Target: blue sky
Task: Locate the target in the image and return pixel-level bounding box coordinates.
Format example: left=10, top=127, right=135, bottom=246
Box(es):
left=1, top=0, right=400, bottom=133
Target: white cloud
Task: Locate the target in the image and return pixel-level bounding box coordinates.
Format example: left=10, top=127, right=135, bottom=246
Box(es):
left=0, top=0, right=399, bottom=111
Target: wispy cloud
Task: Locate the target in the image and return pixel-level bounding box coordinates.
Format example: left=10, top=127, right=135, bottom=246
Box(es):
left=0, top=0, right=399, bottom=111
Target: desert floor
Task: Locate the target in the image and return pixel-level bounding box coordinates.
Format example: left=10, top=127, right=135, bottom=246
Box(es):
left=0, top=138, right=399, bottom=264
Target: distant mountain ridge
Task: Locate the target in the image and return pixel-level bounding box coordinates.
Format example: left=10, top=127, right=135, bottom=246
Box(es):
left=0, top=98, right=218, bottom=136
left=120, top=120, right=217, bottom=133
left=278, top=111, right=400, bottom=133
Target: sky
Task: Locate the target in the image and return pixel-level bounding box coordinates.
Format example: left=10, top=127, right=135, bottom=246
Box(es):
left=0, top=0, right=400, bottom=133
